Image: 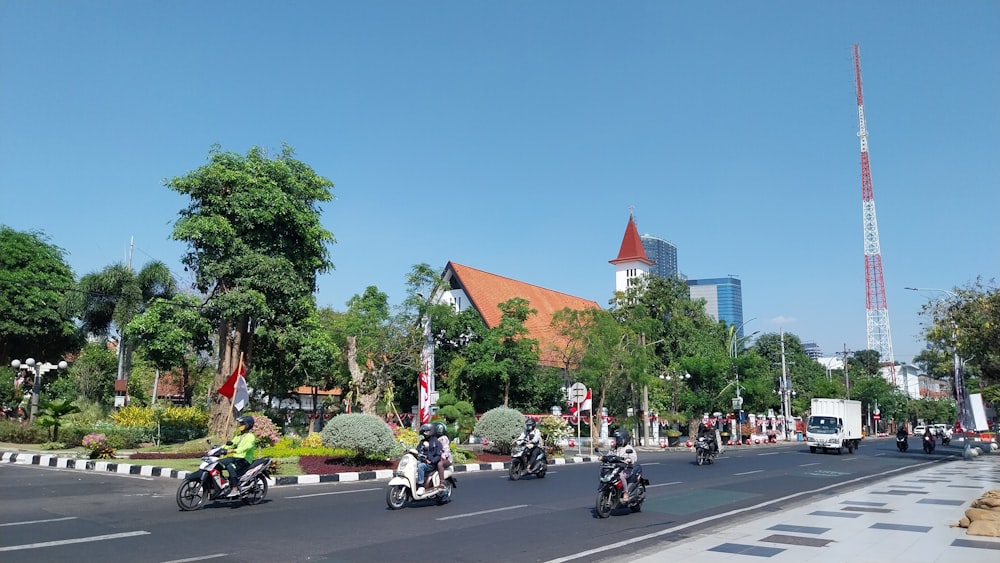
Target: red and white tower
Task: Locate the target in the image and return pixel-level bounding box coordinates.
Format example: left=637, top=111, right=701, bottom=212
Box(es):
left=853, top=44, right=896, bottom=382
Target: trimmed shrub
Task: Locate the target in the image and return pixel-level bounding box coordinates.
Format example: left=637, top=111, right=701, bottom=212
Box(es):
left=0, top=420, right=48, bottom=443
left=320, top=413, right=396, bottom=461
left=473, top=407, right=526, bottom=454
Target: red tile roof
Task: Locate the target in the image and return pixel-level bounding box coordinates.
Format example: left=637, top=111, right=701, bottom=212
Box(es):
left=610, top=213, right=653, bottom=265
left=444, top=262, right=602, bottom=367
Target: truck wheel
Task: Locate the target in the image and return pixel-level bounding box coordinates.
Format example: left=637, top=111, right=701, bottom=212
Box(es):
left=809, top=446, right=816, bottom=453
left=847, top=442, right=854, bottom=454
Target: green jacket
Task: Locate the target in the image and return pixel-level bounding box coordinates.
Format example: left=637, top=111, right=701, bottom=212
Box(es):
left=229, top=431, right=256, bottom=464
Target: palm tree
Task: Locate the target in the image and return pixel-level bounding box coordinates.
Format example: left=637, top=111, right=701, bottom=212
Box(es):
left=75, top=261, right=177, bottom=401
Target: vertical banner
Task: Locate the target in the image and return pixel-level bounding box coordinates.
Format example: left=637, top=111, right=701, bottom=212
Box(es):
left=419, top=314, right=434, bottom=424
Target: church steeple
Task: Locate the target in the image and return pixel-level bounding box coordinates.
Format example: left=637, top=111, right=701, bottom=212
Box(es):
left=610, top=212, right=654, bottom=294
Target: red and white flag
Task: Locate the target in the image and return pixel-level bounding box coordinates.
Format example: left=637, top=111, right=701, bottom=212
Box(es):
left=217, top=361, right=250, bottom=412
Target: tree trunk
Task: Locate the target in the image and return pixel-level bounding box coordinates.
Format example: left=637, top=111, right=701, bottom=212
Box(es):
left=346, top=336, right=380, bottom=414
left=209, top=317, right=247, bottom=438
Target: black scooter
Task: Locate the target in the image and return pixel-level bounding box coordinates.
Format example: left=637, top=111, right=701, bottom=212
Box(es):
left=922, top=433, right=936, bottom=454
left=896, top=434, right=908, bottom=452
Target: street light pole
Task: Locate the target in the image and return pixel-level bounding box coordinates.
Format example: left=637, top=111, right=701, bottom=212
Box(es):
left=728, top=319, right=758, bottom=445
left=11, top=358, right=68, bottom=422
left=904, top=287, right=971, bottom=432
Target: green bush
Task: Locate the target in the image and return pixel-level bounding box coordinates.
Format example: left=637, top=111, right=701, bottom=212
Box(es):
left=0, top=420, right=48, bottom=443
left=320, top=413, right=396, bottom=460
left=157, top=406, right=209, bottom=444
left=59, top=424, right=92, bottom=448
left=261, top=435, right=336, bottom=458
left=473, top=407, right=525, bottom=454
left=93, top=421, right=155, bottom=449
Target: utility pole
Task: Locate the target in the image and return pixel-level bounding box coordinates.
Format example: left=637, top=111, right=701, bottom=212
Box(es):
left=839, top=344, right=852, bottom=399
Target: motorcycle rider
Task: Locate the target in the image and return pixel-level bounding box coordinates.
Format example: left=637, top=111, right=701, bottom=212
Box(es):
left=416, top=423, right=443, bottom=494
left=219, top=415, right=256, bottom=497
left=610, top=428, right=639, bottom=501
left=433, top=421, right=452, bottom=485
left=697, top=418, right=719, bottom=454
left=896, top=424, right=908, bottom=440
left=923, top=425, right=935, bottom=450
left=513, top=418, right=544, bottom=472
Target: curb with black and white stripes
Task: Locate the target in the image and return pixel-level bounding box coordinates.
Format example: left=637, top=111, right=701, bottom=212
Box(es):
left=1, top=450, right=601, bottom=486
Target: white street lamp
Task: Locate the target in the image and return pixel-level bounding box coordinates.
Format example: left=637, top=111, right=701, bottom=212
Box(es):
left=11, top=358, right=68, bottom=422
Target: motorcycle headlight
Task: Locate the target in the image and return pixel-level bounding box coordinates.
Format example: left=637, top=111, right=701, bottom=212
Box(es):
left=397, top=456, right=412, bottom=471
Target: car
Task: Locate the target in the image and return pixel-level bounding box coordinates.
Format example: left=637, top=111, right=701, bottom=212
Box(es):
left=933, top=424, right=952, bottom=437
left=913, top=425, right=926, bottom=436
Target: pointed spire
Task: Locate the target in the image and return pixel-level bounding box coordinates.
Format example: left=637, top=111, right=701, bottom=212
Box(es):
left=610, top=212, right=653, bottom=265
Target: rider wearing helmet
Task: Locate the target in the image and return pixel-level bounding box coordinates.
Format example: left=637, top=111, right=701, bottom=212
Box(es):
left=697, top=418, right=719, bottom=454
left=433, top=421, right=452, bottom=484
left=611, top=428, right=639, bottom=501
left=220, top=415, right=256, bottom=497
left=514, top=418, right=544, bottom=471
left=416, top=423, right=443, bottom=493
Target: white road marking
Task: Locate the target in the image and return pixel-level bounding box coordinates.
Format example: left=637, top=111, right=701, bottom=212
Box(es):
left=0, top=516, right=76, bottom=527
left=437, top=504, right=529, bottom=521
left=648, top=481, right=681, bottom=488
left=733, top=470, right=764, bottom=476
left=287, top=487, right=381, bottom=499
left=757, top=452, right=779, bottom=456
left=161, top=554, right=229, bottom=563
left=0, top=531, right=150, bottom=552
left=799, top=462, right=820, bottom=467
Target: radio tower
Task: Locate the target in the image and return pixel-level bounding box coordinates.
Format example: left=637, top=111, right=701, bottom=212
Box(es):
left=853, top=43, right=896, bottom=384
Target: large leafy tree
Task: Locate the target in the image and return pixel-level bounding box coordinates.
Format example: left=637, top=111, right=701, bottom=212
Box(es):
left=75, top=260, right=176, bottom=400
left=0, top=226, right=82, bottom=367
left=915, top=279, right=1000, bottom=402
left=123, top=294, right=214, bottom=405
left=168, top=144, right=335, bottom=437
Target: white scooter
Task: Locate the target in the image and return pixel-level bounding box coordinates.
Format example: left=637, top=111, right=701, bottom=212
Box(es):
left=386, top=448, right=457, bottom=509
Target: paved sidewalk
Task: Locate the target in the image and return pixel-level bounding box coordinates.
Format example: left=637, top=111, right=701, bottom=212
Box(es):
left=600, top=447, right=1000, bottom=563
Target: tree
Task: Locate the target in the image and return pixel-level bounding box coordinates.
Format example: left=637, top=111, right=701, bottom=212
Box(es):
left=0, top=226, right=82, bottom=369
left=167, top=145, right=335, bottom=437
left=65, top=342, right=118, bottom=405
left=462, top=298, right=539, bottom=409
left=915, top=278, right=1000, bottom=400
left=123, top=294, right=214, bottom=405
left=74, top=260, right=177, bottom=400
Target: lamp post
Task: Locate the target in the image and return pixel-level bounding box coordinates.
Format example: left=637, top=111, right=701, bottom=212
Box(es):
left=904, top=287, right=971, bottom=433
left=660, top=372, right=690, bottom=413
left=729, top=319, right=758, bottom=445
left=11, top=358, right=68, bottom=422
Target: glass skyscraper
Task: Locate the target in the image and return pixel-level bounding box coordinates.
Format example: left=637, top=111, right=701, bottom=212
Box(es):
left=687, top=277, right=744, bottom=335
left=640, top=234, right=678, bottom=279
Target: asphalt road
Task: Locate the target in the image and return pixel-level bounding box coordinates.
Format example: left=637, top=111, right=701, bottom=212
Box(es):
left=0, top=437, right=961, bottom=563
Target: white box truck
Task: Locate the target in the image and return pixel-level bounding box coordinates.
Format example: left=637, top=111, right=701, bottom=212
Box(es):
left=806, top=398, right=863, bottom=454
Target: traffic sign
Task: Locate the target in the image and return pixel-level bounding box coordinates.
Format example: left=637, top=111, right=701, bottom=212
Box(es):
left=569, top=382, right=587, bottom=403
left=873, top=414, right=881, bottom=421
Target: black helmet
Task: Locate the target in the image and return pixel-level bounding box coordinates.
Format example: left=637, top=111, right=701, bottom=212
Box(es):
left=525, top=418, right=536, bottom=430
left=236, top=415, right=255, bottom=432
left=432, top=422, right=447, bottom=437
left=613, top=428, right=629, bottom=447
left=419, top=423, right=434, bottom=439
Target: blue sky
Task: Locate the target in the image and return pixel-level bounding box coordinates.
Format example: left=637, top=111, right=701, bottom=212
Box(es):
left=2, top=2, right=997, bottom=364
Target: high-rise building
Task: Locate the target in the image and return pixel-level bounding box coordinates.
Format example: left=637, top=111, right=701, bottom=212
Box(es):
left=640, top=234, right=678, bottom=279
left=687, top=277, right=743, bottom=333
left=803, top=342, right=823, bottom=360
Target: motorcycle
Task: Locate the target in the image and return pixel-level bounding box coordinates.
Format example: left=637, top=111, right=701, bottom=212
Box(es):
left=509, top=438, right=547, bottom=480
left=938, top=431, right=951, bottom=446
left=176, top=442, right=272, bottom=511
left=896, top=434, right=908, bottom=452
left=595, top=451, right=648, bottom=518
left=386, top=448, right=457, bottom=509
left=923, top=434, right=936, bottom=454
left=695, top=436, right=718, bottom=465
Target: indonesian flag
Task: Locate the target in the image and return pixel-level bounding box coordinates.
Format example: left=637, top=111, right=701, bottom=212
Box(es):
left=418, top=315, right=434, bottom=424
left=217, top=361, right=250, bottom=412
